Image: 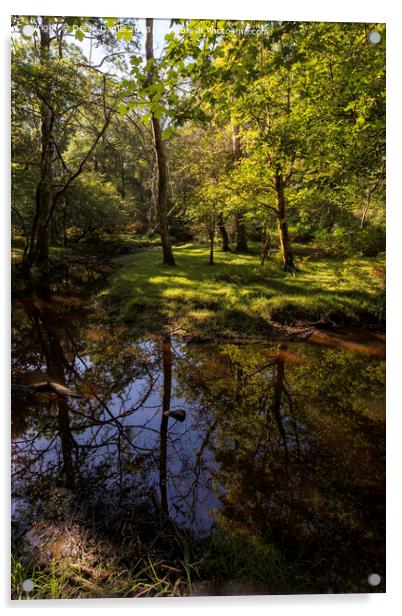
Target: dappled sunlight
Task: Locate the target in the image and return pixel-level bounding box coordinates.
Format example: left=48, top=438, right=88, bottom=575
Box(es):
left=105, top=243, right=385, bottom=336
left=148, top=275, right=195, bottom=286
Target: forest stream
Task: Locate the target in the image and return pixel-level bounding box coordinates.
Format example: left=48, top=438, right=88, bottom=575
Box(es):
left=11, top=280, right=385, bottom=596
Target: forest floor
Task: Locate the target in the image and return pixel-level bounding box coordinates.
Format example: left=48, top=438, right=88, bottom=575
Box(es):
left=102, top=242, right=385, bottom=339
left=11, top=239, right=385, bottom=338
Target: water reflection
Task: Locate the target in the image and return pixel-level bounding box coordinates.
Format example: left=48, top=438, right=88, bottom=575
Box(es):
left=11, top=288, right=385, bottom=594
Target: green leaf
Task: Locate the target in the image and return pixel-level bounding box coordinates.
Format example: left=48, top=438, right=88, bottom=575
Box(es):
left=130, top=56, right=142, bottom=67
left=117, top=28, right=133, bottom=42
left=162, top=126, right=174, bottom=140
left=105, top=17, right=118, bottom=28
left=150, top=101, right=165, bottom=119
left=117, top=102, right=128, bottom=117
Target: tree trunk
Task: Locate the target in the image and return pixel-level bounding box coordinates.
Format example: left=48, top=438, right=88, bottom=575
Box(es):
left=21, top=18, right=112, bottom=280
left=361, top=162, right=385, bottom=228
left=62, top=195, right=68, bottom=247
left=160, top=333, right=172, bottom=516
left=235, top=213, right=248, bottom=253
left=232, top=123, right=248, bottom=253
left=270, top=344, right=288, bottom=456
left=209, top=230, right=214, bottom=265
left=218, top=214, right=230, bottom=251
left=260, top=225, right=271, bottom=266
left=275, top=167, right=294, bottom=271
left=22, top=288, right=76, bottom=488
left=145, top=18, right=175, bottom=266
left=120, top=159, right=126, bottom=198
left=23, top=17, right=55, bottom=277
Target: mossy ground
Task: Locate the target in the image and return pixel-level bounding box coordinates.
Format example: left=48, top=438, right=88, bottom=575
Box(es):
left=103, top=243, right=385, bottom=338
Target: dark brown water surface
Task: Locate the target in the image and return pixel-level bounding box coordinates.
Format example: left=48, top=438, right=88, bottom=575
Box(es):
left=11, top=289, right=385, bottom=594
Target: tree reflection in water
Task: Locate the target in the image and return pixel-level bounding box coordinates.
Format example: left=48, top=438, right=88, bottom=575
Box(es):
left=11, top=288, right=385, bottom=595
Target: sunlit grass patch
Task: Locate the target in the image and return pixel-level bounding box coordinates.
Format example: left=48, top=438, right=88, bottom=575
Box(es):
left=11, top=554, right=188, bottom=600
left=104, top=243, right=385, bottom=337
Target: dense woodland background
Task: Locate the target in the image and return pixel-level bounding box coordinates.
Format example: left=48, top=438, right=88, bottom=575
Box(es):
left=11, top=17, right=385, bottom=281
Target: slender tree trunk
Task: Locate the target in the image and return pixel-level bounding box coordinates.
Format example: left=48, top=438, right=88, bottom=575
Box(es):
left=270, top=344, right=288, bottom=456
left=145, top=18, right=175, bottom=266
left=361, top=162, right=385, bottom=228
left=209, top=229, right=214, bottom=265
left=360, top=189, right=372, bottom=229
left=62, top=195, right=68, bottom=247
left=260, top=225, right=271, bottom=266
left=121, top=158, right=126, bottom=198
left=232, top=123, right=248, bottom=253
left=160, top=333, right=172, bottom=516
left=218, top=214, right=230, bottom=251
left=235, top=213, right=248, bottom=253
left=24, top=17, right=55, bottom=276
left=275, top=167, right=294, bottom=271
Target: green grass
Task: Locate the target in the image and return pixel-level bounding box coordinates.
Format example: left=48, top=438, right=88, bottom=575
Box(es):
left=103, top=243, right=385, bottom=337
left=195, top=529, right=310, bottom=595
left=12, top=527, right=312, bottom=599
left=11, top=556, right=73, bottom=600
left=11, top=554, right=189, bottom=600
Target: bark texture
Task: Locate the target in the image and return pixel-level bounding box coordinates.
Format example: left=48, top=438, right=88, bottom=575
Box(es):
left=145, top=18, right=176, bottom=266
left=275, top=167, right=294, bottom=271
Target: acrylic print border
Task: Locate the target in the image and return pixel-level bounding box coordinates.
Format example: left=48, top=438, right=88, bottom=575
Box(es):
left=1, top=0, right=400, bottom=610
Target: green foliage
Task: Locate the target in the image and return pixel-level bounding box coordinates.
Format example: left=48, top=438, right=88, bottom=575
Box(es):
left=315, top=224, right=385, bottom=257
left=63, top=173, right=128, bottom=241
left=287, top=224, right=314, bottom=243
left=162, top=21, right=385, bottom=253
left=12, top=18, right=385, bottom=265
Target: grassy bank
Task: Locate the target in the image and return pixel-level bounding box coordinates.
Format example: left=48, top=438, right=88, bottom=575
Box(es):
left=11, top=529, right=308, bottom=599
left=103, top=243, right=385, bottom=338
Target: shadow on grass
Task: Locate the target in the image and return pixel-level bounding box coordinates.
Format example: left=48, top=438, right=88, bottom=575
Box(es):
left=105, top=244, right=385, bottom=335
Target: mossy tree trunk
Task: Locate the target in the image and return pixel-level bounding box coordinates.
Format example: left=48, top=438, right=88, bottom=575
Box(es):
left=275, top=166, right=294, bottom=271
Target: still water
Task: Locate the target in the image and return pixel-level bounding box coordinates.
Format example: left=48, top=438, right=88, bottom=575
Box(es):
left=11, top=289, right=385, bottom=594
